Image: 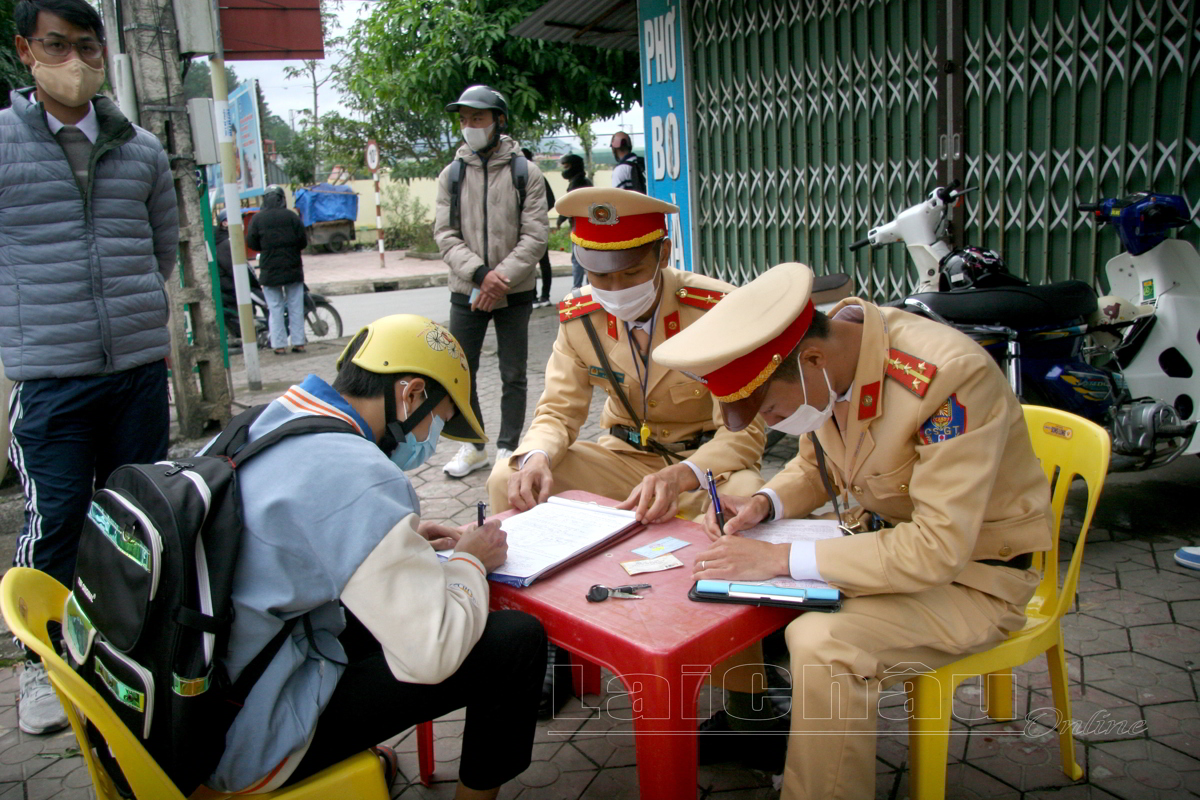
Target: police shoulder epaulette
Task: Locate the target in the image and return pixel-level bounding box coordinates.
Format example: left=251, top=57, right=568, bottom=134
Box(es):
left=558, top=294, right=604, bottom=322
left=884, top=348, right=937, bottom=397
left=674, top=286, right=726, bottom=310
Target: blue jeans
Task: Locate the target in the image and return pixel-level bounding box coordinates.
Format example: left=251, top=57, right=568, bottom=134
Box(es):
left=264, top=282, right=306, bottom=349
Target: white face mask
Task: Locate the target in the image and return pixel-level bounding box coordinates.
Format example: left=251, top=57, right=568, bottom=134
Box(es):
left=462, top=123, right=495, bottom=152
left=590, top=268, right=659, bottom=322
left=769, top=362, right=835, bottom=435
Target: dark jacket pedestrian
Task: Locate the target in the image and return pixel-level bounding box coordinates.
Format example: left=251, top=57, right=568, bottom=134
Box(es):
left=557, top=154, right=593, bottom=289
left=247, top=188, right=307, bottom=287
left=247, top=187, right=308, bottom=353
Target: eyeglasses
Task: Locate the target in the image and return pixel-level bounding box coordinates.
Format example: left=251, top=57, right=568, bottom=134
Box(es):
left=26, top=37, right=103, bottom=60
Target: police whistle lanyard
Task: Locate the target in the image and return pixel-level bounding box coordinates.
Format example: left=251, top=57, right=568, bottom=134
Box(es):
left=626, top=306, right=660, bottom=447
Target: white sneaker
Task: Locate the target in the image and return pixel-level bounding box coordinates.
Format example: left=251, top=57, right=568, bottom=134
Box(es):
left=19, top=660, right=67, bottom=735
left=444, top=443, right=491, bottom=478
left=496, top=448, right=514, bottom=464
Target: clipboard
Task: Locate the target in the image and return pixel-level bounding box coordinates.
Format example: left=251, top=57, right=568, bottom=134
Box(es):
left=689, top=580, right=841, bottom=612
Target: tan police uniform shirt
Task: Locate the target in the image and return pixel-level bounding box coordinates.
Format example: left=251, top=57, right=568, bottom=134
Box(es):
left=513, top=267, right=766, bottom=478
left=761, top=299, right=1053, bottom=606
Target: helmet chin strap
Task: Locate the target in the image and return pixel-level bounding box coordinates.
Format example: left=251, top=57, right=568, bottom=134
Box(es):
left=379, top=380, right=447, bottom=453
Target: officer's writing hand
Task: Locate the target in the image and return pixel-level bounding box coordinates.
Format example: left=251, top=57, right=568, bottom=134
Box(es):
left=703, top=493, right=770, bottom=540
left=508, top=452, right=553, bottom=511
left=417, top=520, right=461, bottom=551
left=692, top=536, right=789, bottom=582
left=455, top=519, right=508, bottom=573
left=616, top=464, right=699, bottom=524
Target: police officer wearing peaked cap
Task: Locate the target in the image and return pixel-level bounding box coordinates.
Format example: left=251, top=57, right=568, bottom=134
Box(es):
left=652, top=262, right=1055, bottom=800
left=486, top=188, right=779, bottom=741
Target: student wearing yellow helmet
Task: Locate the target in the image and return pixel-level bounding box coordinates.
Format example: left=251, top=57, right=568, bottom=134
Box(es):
left=205, top=314, right=546, bottom=798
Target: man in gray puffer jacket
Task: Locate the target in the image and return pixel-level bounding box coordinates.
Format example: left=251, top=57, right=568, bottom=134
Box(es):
left=0, top=0, right=179, bottom=737
left=434, top=85, right=548, bottom=478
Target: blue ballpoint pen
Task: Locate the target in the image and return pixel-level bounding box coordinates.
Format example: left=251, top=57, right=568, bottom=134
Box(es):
left=706, top=469, right=726, bottom=535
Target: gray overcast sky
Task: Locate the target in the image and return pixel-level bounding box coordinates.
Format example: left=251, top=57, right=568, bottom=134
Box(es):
left=224, top=0, right=644, bottom=153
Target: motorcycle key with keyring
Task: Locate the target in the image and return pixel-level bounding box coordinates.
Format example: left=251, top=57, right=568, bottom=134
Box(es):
left=586, top=584, right=652, bottom=602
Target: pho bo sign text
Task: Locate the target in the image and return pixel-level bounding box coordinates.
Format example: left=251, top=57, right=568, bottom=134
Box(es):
left=640, top=0, right=693, bottom=272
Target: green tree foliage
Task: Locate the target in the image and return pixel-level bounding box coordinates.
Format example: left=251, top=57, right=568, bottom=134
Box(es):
left=340, top=0, right=640, bottom=179
left=0, top=0, right=30, bottom=107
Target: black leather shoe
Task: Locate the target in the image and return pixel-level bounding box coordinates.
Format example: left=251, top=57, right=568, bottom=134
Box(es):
left=696, top=710, right=789, bottom=773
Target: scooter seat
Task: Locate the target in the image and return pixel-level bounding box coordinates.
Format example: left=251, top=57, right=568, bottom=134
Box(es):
left=907, top=280, right=1097, bottom=328
left=812, top=272, right=853, bottom=306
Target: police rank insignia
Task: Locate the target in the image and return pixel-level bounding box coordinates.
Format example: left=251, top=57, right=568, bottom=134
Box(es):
left=675, top=287, right=726, bottom=309
left=885, top=349, right=937, bottom=397
left=558, top=294, right=603, bottom=322
left=919, top=394, right=967, bottom=444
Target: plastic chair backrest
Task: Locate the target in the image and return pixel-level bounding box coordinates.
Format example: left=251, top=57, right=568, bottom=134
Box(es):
left=0, top=568, right=186, bottom=800
left=1020, top=406, right=1111, bottom=622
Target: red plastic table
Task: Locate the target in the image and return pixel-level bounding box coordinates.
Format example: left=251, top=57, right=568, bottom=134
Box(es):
left=488, top=491, right=802, bottom=800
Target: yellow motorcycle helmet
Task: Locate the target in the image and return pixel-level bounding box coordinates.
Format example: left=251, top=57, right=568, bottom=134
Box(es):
left=337, top=314, right=486, bottom=443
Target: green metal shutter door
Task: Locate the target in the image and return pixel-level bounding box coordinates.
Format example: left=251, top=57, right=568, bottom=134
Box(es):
left=689, top=0, right=1198, bottom=298
left=961, top=0, right=1199, bottom=287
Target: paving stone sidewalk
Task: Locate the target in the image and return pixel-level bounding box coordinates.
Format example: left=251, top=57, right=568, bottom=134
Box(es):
left=1, top=303, right=1198, bottom=799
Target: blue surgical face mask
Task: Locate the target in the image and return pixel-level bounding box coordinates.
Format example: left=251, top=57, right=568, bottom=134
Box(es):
left=387, top=382, right=445, bottom=471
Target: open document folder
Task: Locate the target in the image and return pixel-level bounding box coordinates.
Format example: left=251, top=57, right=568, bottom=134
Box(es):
left=438, top=496, right=642, bottom=587
left=689, top=519, right=844, bottom=611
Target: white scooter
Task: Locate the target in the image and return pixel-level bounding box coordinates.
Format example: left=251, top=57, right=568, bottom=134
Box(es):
left=850, top=185, right=1198, bottom=472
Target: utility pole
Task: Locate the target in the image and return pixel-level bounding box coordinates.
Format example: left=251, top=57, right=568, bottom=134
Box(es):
left=210, top=58, right=263, bottom=390
left=101, top=0, right=233, bottom=436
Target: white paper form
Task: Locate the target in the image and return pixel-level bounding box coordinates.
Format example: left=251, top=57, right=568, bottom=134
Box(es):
left=491, top=497, right=638, bottom=582
left=738, top=519, right=844, bottom=591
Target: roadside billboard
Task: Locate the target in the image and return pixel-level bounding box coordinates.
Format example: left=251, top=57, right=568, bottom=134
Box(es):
left=229, top=80, right=265, bottom=199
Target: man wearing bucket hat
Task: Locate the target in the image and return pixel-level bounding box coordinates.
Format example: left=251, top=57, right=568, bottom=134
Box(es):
left=653, top=263, right=1053, bottom=799
left=487, top=187, right=775, bottom=748
left=206, top=314, right=546, bottom=796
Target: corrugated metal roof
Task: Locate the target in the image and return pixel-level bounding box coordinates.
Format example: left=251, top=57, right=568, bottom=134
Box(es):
left=508, top=0, right=639, bottom=52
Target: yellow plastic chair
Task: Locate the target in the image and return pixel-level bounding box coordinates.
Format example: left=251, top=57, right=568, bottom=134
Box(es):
left=906, top=406, right=1111, bottom=798
left=0, top=567, right=389, bottom=800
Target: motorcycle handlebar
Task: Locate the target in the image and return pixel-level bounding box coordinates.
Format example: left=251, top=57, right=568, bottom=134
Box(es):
left=1077, top=202, right=1100, bottom=212
left=848, top=236, right=871, bottom=252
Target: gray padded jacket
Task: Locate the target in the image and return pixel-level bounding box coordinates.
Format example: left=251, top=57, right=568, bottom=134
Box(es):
left=0, top=89, right=179, bottom=380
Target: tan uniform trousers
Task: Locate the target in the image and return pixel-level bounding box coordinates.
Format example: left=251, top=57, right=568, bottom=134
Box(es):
left=487, top=440, right=768, bottom=693
left=781, top=573, right=1037, bottom=800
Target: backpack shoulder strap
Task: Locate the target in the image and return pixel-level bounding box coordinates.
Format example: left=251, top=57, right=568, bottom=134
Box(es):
left=448, top=158, right=466, bottom=230
left=228, top=616, right=299, bottom=705
left=205, top=404, right=271, bottom=460
left=510, top=155, right=528, bottom=213
left=229, top=414, right=361, bottom=467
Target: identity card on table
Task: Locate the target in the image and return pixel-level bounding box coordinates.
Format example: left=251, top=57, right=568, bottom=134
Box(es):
left=689, top=519, right=845, bottom=611
left=438, top=496, right=642, bottom=587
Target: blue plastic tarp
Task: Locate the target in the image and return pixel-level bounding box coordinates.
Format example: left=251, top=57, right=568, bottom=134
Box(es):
left=293, top=183, right=359, bottom=227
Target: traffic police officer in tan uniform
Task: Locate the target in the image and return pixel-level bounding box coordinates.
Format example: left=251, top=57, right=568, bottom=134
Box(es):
left=488, top=187, right=765, bottom=522
left=488, top=188, right=778, bottom=756
left=654, top=262, right=1053, bottom=800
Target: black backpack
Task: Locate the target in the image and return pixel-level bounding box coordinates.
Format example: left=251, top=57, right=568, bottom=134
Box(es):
left=64, top=404, right=357, bottom=794
left=616, top=152, right=647, bottom=194
left=448, top=154, right=528, bottom=231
